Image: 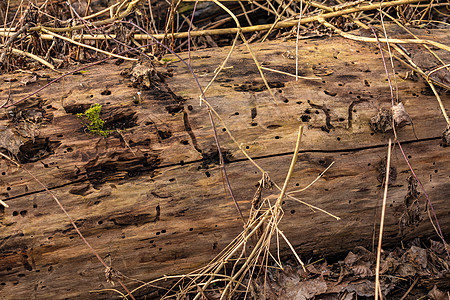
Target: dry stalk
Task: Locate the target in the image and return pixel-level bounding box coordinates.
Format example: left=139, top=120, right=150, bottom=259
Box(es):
left=1, top=0, right=424, bottom=42
left=84, top=1, right=121, bottom=20
left=295, top=0, right=304, bottom=81
left=238, top=0, right=253, bottom=26
left=318, top=17, right=450, bottom=52
left=379, top=12, right=450, bottom=125
left=201, top=32, right=240, bottom=98
left=7, top=47, right=56, bottom=70
left=33, top=0, right=140, bottom=33
left=375, top=139, right=392, bottom=300
left=320, top=16, right=450, bottom=126
left=160, top=127, right=309, bottom=300
left=382, top=11, right=449, bottom=70
left=0, top=23, right=30, bottom=64
left=260, top=0, right=295, bottom=42
left=0, top=199, right=8, bottom=208
left=369, top=20, right=449, bottom=257
left=145, top=0, right=425, bottom=39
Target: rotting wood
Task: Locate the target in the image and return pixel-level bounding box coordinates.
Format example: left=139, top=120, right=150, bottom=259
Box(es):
left=0, top=29, right=449, bottom=299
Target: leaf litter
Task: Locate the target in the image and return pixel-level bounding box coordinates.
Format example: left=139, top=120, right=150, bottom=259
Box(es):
left=218, top=238, right=450, bottom=300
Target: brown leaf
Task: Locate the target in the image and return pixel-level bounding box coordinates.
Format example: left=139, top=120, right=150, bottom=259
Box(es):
left=430, top=240, right=445, bottom=255
left=442, top=126, right=450, bottom=146
left=352, top=262, right=373, bottom=278
left=279, top=277, right=327, bottom=300
left=345, top=280, right=374, bottom=297
left=344, top=252, right=359, bottom=266
left=369, top=108, right=393, bottom=133
left=392, top=102, right=411, bottom=128
left=406, top=246, right=428, bottom=269
left=0, top=126, right=23, bottom=156
left=397, top=262, right=417, bottom=277
left=345, top=279, right=394, bottom=297
left=380, top=252, right=399, bottom=274
left=428, top=285, right=447, bottom=300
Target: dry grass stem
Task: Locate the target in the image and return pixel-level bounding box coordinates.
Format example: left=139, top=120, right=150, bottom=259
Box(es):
left=323, top=15, right=450, bottom=125
left=201, top=32, right=240, bottom=100
left=7, top=47, right=56, bottom=70
left=261, top=0, right=295, bottom=42
left=83, top=1, right=121, bottom=20
left=318, top=18, right=450, bottom=52
left=288, top=161, right=335, bottom=194
left=1, top=0, right=424, bottom=41
left=277, top=228, right=306, bottom=271
left=375, top=139, right=392, bottom=300
left=0, top=199, right=8, bottom=208
left=199, top=98, right=338, bottom=221
left=157, top=127, right=316, bottom=299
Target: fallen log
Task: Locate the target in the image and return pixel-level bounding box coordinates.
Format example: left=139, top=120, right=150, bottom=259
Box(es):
left=0, top=28, right=449, bottom=299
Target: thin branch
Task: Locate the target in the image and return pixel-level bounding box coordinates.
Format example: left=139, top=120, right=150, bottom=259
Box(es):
left=7, top=47, right=56, bottom=70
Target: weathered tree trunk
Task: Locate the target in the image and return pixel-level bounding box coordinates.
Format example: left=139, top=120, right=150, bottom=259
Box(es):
left=0, top=29, right=449, bottom=299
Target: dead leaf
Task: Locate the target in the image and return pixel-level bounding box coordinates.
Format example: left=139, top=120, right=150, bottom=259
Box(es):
left=0, top=126, right=23, bottom=156
left=406, top=246, right=428, bottom=269
left=392, top=102, right=411, bottom=128
left=352, top=261, right=373, bottom=278
left=342, top=292, right=355, bottom=300
left=369, top=108, right=393, bottom=133
left=397, top=262, right=417, bottom=277
left=344, top=252, right=359, bottom=266
left=428, top=285, right=447, bottom=300
left=345, top=280, right=374, bottom=297
left=380, top=251, right=400, bottom=274
left=345, top=279, right=394, bottom=297
left=442, top=126, right=450, bottom=146
left=279, top=277, right=327, bottom=300
left=430, top=240, right=445, bottom=255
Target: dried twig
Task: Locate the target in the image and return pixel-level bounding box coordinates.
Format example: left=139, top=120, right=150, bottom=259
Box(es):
left=40, top=27, right=137, bottom=61
left=7, top=47, right=56, bottom=70
left=0, top=23, right=30, bottom=64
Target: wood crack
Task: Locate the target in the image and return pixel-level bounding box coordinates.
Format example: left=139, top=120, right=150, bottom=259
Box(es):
left=1, top=136, right=440, bottom=202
